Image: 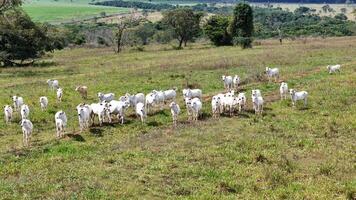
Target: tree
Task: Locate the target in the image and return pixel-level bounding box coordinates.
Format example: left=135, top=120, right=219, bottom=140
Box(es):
left=230, top=3, right=254, bottom=48
left=133, top=22, right=156, bottom=45
left=340, top=8, right=347, bottom=14
left=322, top=5, right=330, bottom=13
left=294, top=6, right=315, bottom=15
left=162, top=8, right=202, bottom=48
left=0, top=9, right=59, bottom=66
left=0, top=0, right=21, bottom=14
left=114, top=15, right=141, bottom=53
left=203, top=15, right=232, bottom=46
left=334, top=13, right=348, bottom=21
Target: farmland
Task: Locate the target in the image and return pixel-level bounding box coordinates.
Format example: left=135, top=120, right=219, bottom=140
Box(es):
left=0, top=37, right=355, bottom=199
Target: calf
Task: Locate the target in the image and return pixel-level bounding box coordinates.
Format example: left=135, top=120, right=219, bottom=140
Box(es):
left=20, top=119, right=33, bottom=147
left=169, top=102, right=180, bottom=126
left=20, top=104, right=30, bottom=120
left=252, top=93, right=264, bottom=115
left=211, top=95, right=222, bottom=118
left=222, top=75, right=233, bottom=91
left=57, top=88, right=63, bottom=102
left=289, top=89, right=308, bottom=107
left=135, top=102, right=146, bottom=124
left=76, top=104, right=92, bottom=131
left=327, top=64, right=341, bottom=74
left=98, top=92, right=115, bottom=103
left=108, top=100, right=130, bottom=124
left=233, top=75, right=240, bottom=90
left=47, top=79, right=59, bottom=90
left=265, top=67, right=279, bottom=82
left=12, top=96, right=24, bottom=112
left=75, top=86, right=88, bottom=99
left=182, top=88, right=202, bottom=99
left=39, top=96, right=48, bottom=111
left=125, top=93, right=145, bottom=108
left=237, top=92, right=247, bottom=112
left=280, top=82, right=289, bottom=100
left=90, top=103, right=111, bottom=126
left=55, top=110, right=67, bottom=136
left=4, top=105, right=13, bottom=123
left=185, top=97, right=202, bottom=121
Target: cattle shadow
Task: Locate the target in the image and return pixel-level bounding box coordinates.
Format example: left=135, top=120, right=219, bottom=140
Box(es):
left=66, top=134, right=85, bottom=142
left=90, top=128, right=103, bottom=137
left=147, top=121, right=162, bottom=127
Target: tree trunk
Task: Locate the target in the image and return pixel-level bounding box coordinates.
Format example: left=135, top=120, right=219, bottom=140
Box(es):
left=178, top=39, right=183, bottom=48
left=184, top=40, right=187, bottom=47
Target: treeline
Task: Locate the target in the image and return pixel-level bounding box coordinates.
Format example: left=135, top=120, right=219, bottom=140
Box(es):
left=249, top=0, right=353, bottom=3
left=91, top=0, right=174, bottom=10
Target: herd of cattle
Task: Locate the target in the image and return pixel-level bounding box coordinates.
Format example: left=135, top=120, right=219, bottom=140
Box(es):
left=3, top=64, right=341, bottom=146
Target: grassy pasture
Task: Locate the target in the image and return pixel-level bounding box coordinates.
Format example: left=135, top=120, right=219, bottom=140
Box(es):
left=23, top=0, right=130, bottom=23
left=0, top=37, right=355, bottom=199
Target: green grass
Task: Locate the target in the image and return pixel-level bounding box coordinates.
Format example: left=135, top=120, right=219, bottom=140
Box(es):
left=23, top=0, right=130, bottom=23
left=0, top=37, right=355, bottom=199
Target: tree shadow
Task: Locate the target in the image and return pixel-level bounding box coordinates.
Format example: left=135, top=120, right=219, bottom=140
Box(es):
left=65, top=134, right=86, bottom=142
left=147, top=121, right=162, bottom=127
left=32, top=60, right=57, bottom=68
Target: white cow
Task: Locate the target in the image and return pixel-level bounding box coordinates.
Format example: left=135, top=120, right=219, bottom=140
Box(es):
left=222, top=75, right=233, bottom=90
left=125, top=93, right=145, bottom=108
left=55, top=110, right=67, bottom=130
left=108, top=100, right=130, bottom=124
left=90, top=103, right=111, bottom=126
left=76, top=104, right=92, bottom=131
left=163, top=88, right=177, bottom=103
left=4, top=105, right=13, bottom=123
left=211, top=95, right=222, bottom=118
left=233, top=75, right=241, bottom=89
left=47, top=79, right=59, bottom=90
left=185, top=97, right=202, bottom=121
left=20, top=119, right=33, bottom=147
left=237, top=92, right=247, bottom=112
left=12, top=96, right=24, bottom=112
left=135, top=102, right=146, bottom=124
left=327, top=64, right=341, bottom=74
left=20, top=104, right=30, bottom=120
left=266, top=67, right=279, bottom=82
left=252, top=94, right=264, bottom=115
left=55, top=118, right=65, bottom=138
left=182, top=88, right=202, bottom=99
left=289, top=89, right=308, bottom=107
left=57, top=88, right=63, bottom=102
left=98, top=92, right=115, bottom=103
left=280, top=82, right=289, bottom=100
left=39, top=96, right=48, bottom=111
left=169, top=102, right=180, bottom=126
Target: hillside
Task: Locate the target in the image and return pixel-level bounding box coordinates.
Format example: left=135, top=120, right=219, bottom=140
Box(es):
left=0, top=37, right=355, bottom=199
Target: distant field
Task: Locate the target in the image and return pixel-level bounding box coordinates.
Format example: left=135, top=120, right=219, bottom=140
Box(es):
left=0, top=37, right=355, bottom=198
left=23, top=0, right=130, bottom=23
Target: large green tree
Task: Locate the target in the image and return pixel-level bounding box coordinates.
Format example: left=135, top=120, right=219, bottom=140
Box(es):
left=162, top=8, right=203, bottom=48
left=0, top=9, right=57, bottom=66
left=230, top=3, right=254, bottom=48
left=203, top=15, right=232, bottom=46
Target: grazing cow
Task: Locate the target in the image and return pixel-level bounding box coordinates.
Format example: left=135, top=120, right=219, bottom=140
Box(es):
left=182, top=88, right=202, bottom=99
left=12, top=96, right=24, bottom=112
left=222, top=75, right=233, bottom=90
left=20, top=104, right=30, bottom=120
left=135, top=102, right=146, bottom=124
left=289, top=89, right=308, bottom=107
left=20, top=119, right=33, bottom=147
left=280, top=82, right=289, bottom=100
left=169, top=102, right=180, bottom=126
left=57, top=88, right=63, bottom=102
left=4, top=105, right=13, bottom=123
left=47, top=79, right=59, bottom=90
left=98, top=92, right=115, bottom=103
left=75, top=86, right=88, bottom=99
left=148, top=90, right=165, bottom=111
left=265, top=67, right=279, bottom=82
left=39, top=96, right=48, bottom=111
left=327, top=64, right=341, bottom=74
